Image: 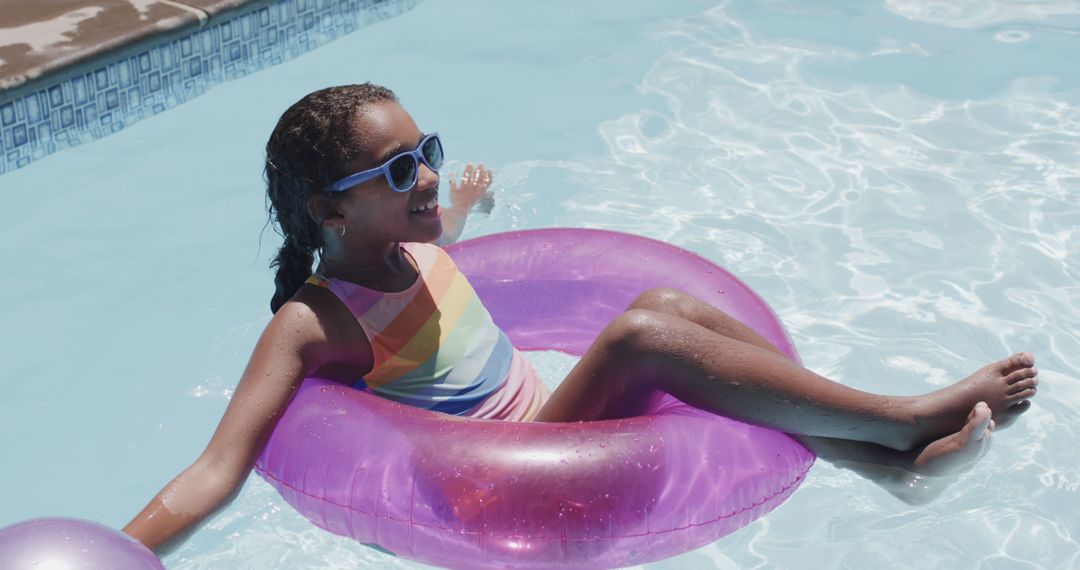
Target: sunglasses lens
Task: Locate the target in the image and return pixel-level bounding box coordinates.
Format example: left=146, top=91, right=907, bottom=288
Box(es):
left=388, top=155, right=417, bottom=191
left=422, top=136, right=444, bottom=170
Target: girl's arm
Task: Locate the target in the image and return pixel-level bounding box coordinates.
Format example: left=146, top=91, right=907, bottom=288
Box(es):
left=123, top=299, right=339, bottom=552
left=437, top=163, right=494, bottom=246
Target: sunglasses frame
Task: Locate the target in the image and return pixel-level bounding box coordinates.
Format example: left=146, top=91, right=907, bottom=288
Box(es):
left=327, top=132, right=443, bottom=193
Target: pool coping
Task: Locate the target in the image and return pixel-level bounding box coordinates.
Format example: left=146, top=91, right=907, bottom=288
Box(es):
left=0, top=0, right=418, bottom=174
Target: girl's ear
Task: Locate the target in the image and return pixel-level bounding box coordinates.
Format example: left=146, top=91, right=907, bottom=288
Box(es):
left=307, top=194, right=344, bottom=230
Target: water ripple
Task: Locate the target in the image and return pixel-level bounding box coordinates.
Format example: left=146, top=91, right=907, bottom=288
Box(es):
left=495, top=1, right=1080, bottom=566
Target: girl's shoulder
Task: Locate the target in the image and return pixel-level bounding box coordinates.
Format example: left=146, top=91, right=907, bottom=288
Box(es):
left=264, top=290, right=338, bottom=348
left=273, top=285, right=374, bottom=377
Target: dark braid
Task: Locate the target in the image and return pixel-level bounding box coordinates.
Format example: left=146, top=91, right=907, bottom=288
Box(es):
left=265, top=83, right=398, bottom=313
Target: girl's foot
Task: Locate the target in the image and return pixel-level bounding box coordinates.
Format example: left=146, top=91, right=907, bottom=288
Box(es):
left=796, top=403, right=996, bottom=505
left=908, top=352, right=1037, bottom=448
left=912, top=402, right=994, bottom=476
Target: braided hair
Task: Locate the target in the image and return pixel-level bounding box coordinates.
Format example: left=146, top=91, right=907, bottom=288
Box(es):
left=265, top=83, right=398, bottom=313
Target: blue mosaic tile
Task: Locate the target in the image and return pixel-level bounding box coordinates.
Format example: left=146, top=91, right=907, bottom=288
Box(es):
left=0, top=103, right=14, bottom=127
left=0, top=0, right=418, bottom=175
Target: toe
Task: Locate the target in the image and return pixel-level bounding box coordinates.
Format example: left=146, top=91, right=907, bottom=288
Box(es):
left=1007, top=377, right=1038, bottom=395
left=1007, top=384, right=1037, bottom=401
left=1009, top=400, right=1032, bottom=412
left=966, top=402, right=992, bottom=432
left=1005, top=366, right=1038, bottom=384
left=1002, top=352, right=1035, bottom=372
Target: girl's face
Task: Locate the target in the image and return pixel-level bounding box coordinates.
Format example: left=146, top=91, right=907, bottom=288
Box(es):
left=333, top=101, right=443, bottom=245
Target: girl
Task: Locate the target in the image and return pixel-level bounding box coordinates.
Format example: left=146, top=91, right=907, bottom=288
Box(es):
left=124, top=83, right=1039, bottom=551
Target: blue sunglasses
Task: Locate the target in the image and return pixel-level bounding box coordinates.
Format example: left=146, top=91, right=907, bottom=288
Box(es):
left=327, top=133, right=444, bottom=193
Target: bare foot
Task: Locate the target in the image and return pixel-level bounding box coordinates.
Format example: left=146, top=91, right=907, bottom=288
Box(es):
left=797, top=405, right=996, bottom=506
left=908, top=352, right=1037, bottom=448
left=912, top=402, right=994, bottom=476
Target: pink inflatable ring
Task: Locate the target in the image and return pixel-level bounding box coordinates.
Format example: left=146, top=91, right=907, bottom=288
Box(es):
left=255, top=228, right=814, bottom=569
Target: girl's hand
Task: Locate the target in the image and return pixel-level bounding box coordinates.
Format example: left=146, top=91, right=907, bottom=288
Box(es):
left=436, top=163, right=494, bottom=246
left=448, top=163, right=495, bottom=214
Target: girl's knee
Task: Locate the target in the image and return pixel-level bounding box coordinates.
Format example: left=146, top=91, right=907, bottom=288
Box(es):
left=630, top=288, right=700, bottom=318
left=602, top=308, right=670, bottom=352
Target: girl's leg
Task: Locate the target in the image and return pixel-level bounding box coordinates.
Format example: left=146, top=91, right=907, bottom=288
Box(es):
left=628, top=289, right=1011, bottom=475
left=534, top=288, right=1037, bottom=453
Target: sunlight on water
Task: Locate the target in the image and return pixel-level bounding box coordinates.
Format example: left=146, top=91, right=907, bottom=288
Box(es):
left=479, top=1, right=1080, bottom=567
left=1, top=0, right=1077, bottom=568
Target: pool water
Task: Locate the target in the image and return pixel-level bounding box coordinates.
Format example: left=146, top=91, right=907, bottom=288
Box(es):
left=2, top=0, right=1078, bottom=567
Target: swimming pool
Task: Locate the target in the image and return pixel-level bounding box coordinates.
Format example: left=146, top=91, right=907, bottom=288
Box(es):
left=1, top=0, right=1078, bottom=567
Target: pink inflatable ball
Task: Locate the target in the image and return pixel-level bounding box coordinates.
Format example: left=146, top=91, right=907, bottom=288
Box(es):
left=0, top=517, right=164, bottom=570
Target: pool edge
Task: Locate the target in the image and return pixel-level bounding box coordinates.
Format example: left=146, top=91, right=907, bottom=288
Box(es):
left=0, top=0, right=421, bottom=175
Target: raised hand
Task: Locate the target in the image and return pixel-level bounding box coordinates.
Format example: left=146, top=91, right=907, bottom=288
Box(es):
left=448, top=163, right=494, bottom=214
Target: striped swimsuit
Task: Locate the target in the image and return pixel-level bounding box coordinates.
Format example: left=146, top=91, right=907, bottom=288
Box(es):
left=306, top=242, right=548, bottom=421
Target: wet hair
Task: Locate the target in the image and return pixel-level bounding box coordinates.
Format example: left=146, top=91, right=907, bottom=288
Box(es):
left=265, top=83, right=398, bottom=313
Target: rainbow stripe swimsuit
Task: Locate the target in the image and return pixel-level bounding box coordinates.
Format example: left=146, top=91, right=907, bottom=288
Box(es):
left=306, top=242, right=547, bottom=420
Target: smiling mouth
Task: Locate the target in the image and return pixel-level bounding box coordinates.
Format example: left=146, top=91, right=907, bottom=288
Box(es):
left=410, top=196, right=439, bottom=214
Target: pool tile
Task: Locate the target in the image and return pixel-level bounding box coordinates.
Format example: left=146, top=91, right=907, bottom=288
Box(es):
left=0, top=1, right=201, bottom=92
left=0, top=0, right=418, bottom=175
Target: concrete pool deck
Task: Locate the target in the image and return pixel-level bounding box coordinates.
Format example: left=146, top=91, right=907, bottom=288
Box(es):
left=0, top=0, right=412, bottom=173
left=1, top=1, right=260, bottom=93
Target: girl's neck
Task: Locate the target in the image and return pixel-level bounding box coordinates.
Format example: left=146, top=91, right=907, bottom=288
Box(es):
left=317, top=240, right=419, bottom=292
